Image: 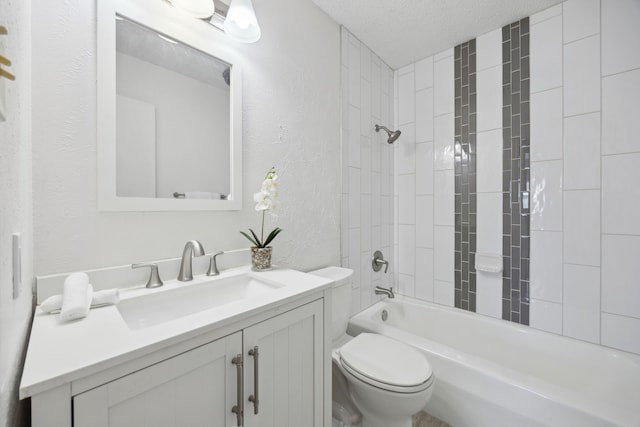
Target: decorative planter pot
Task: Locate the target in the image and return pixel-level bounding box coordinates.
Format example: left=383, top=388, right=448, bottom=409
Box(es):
left=251, top=246, right=272, bottom=271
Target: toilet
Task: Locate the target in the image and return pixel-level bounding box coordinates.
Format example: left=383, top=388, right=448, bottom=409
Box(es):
left=310, top=267, right=434, bottom=427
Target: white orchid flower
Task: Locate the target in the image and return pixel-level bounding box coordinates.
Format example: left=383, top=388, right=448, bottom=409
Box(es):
left=241, top=167, right=282, bottom=249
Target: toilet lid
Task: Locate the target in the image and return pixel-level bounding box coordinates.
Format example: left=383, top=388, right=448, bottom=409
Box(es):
left=338, top=333, right=433, bottom=393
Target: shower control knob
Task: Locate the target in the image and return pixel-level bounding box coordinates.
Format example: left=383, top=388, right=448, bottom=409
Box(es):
left=372, top=250, right=389, bottom=273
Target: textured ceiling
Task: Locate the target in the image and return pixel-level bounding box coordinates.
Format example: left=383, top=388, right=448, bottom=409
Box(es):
left=311, top=0, right=563, bottom=69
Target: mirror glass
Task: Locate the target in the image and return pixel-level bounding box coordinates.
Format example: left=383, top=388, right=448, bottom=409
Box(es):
left=115, top=17, right=231, bottom=200
left=97, top=0, right=242, bottom=211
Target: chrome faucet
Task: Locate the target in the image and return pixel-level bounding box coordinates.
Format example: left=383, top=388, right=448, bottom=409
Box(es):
left=374, top=286, right=395, bottom=299
left=177, top=240, right=205, bottom=281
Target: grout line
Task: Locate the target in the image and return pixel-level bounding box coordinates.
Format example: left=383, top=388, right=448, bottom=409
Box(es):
left=563, top=32, right=601, bottom=47
left=601, top=65, right=640, bottom=79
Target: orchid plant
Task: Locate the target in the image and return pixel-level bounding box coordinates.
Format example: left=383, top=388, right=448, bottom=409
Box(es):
left=241, top=167, right=282, bottom=248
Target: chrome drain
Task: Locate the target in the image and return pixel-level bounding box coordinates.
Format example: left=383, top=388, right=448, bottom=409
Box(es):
left=381, top=309, right=388, bottom=322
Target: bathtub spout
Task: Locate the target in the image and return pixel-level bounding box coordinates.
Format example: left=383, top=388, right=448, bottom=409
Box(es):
left=374, top=286, right=395, bottom=299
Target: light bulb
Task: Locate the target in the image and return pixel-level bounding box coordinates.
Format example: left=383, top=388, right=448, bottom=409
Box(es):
left=224, top=0, right=261, bottom=43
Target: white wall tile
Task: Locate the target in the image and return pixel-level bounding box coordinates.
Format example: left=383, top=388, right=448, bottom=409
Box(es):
left=397, top=123, right=415, bottom=174
left=398, top=63, right=414, bottom=75
left=360, top=251, right=372, bottom=308
left=348, top=167, right=361, bottom=228
left=398, top=71, right=415, bottom=125
left=415, top=56, right=434, bottom=91
left=531, top=4, right=562, bottom=25
left=416, top=142, right=434, bottom=195
left=602, top=0, right=640, bottom=76
left=434, top=226, right=454, bottom=282
left=602, top=234, right=640, bottom=319
left=415, top=247, right=434, bottom=301
left=361, top=138, right=372, bottom=193
left=350, top=287, right=361, bottom=316
left=372, top=62, right=381, bottom=120
left=530, top=299, right=563, bottom=334
left=342, top=194, right=349, bottom=252
left=399, top=174, right=415, bottom=224
left=361, top=79, right=372, bottom=137
left=416, top=195, right=434, bottom=248
left=434, top=170, right=454, bottom=226
left=434, top=280, right=454, bottom=307
left=434, top=56, right=454, bottom=116
left=602, top=153, right=640, bottom=235
left=477, top=129, right=503, bottom=193
left=372, top=225, right=381, bottom=251
left=477, top=193, right=502, bottom=254
left=477, top=65, right=502, bottom=132
left=563, top=0, right=600, bottom=44
left=476, top=28, right=502, bottom=72
left=564, top=190, right=600, bottom=266
left=341, top=27, right=349, bottom=66
left=348, top=41, right=361, bottom=107
left=399, top=225, right=416, bottom=276
left=602, top=69, right=640, bottom=155
left=476, top=272, right=502, bottom=319
left=398, top=274, right=415, bottom=298
left=564, top=35, right=600, bottom=116
left=434, top=113, right=454, bottom=170
left=348, top=228, right=361, bottom=287
left=531, top=15, right=563, bottom=93
left=531, top=88, right=563, bottom=161
left=601, top=313, right=640, bottom=354
left=531, top=230, right=563, bottom=303
left=434, top=47, right=454, bottom=62
left=360, top=194, right=371, bottom=249
left=531, top=160, right=563, bottom=231
left=360, top=45, right=371, bottom=82
left=415, top=88, right=434, bottom=142
left=563, top=264, right=600, bottom=344
left=564, top=113, right=601, bottom=190
left=348, top=105, right=361, bottom=167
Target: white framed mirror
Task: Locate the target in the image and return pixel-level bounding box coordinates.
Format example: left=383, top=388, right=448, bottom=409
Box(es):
left=97, top=0, right=242, bottom=211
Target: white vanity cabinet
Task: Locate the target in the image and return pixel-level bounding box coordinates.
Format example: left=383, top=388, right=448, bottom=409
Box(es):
left=74, top=332, right=242, bottom=427
left=70, top=300, right=324, bottom=427
left=243, top=299, right=324, bottom=427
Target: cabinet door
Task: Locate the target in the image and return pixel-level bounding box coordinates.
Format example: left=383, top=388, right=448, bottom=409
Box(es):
left=74, top=332, right=242, bottom=427
left=243, top=300, right=324, bottom=427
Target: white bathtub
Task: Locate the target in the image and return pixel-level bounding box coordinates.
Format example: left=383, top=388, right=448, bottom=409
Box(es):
left=347, top=296, right=640, bottom=427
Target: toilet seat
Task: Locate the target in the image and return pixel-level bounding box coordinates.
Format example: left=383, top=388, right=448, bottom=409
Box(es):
left=337, top=333, right=433, bottom=394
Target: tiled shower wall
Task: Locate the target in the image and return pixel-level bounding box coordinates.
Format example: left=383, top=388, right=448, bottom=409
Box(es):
left=340, top=28, right=395, bottom=315
left=391, top=0, right=640, bottom=355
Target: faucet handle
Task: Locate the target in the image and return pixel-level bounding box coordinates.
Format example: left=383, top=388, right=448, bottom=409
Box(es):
left=207, top=251, right=224, bottom=276
left=132, top=263, right=164, bottom=288
left=372, top=250, right=389, bottom=273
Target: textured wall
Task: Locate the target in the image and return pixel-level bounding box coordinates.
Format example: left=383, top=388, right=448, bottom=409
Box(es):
left=32, top=0, right=341, bottom=275
left=0, top=0, right=34, bottom=425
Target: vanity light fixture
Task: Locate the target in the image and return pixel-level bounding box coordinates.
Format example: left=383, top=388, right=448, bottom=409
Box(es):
left=168, top=0, right=215, bottom=18
left=223, top=0, right=261, bottom=43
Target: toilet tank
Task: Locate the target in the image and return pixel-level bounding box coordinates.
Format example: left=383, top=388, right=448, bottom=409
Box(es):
left=308, top=267, right=353, bottom=343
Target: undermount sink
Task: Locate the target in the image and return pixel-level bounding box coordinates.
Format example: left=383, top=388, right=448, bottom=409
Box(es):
left=117, top=274, right=284, bottom=330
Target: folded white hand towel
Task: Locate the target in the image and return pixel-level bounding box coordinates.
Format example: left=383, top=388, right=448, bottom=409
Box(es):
left=92, top=288, right=120, bottom=307
left=40, top=288, right=120, bottom=314
left=60, top=273, right=93, bottom=321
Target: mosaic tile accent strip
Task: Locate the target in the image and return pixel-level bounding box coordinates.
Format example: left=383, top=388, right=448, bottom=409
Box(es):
left=454, top=39, right=477, bottom=312
left=501, top=18, right=530, bottom=325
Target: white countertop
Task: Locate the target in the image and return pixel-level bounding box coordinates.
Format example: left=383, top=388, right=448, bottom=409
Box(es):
left=20, top=266, right=332, bottom=399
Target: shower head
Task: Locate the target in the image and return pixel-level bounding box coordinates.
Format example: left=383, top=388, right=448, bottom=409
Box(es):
left=375, top=124, right=401, bottom=144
